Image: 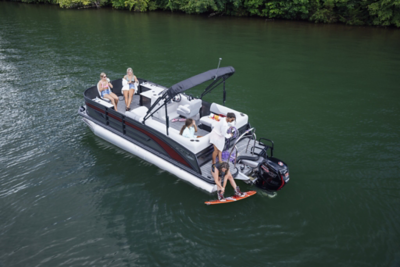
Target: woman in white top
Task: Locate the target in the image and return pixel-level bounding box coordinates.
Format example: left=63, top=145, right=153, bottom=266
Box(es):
left=179, top=119, right=202, bottom=138
left=209, top=112, right=236, bottom=165
left=122, top=68, right=139, bottom=111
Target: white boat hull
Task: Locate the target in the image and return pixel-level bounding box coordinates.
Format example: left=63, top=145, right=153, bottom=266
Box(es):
left=82, top=118, right=217, bottom=193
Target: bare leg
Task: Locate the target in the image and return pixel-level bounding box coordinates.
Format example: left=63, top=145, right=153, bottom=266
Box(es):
left=212, top=145, right=220, bottom=165
left=211, top=168, right=224, bottom=193
left=127, top=89, right=134, bottom=109
left=111, top=93, right=118, bottom=104
left=111, top=93, right=119, bottom=108
left=104, top=94, right=117, bottom=112
left=123, top=90, right=129, bottom=107
left=226, top=172, right=238, bottom=190
left=218, top=150, right=223, bottom=163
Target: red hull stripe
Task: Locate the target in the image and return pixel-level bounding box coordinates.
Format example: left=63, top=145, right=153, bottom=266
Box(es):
left=86, top=102, right=191, bottom=168
left=108, top=113, right=122, bottom=122
left=86, top=102, right=105, bottom=114
left=124, top=123, right=191, bottom=168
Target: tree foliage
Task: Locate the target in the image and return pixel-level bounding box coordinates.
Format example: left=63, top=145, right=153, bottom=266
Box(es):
left=368, top=0, right=400, bottom=27
left=17, top=0, right=400, bottom=27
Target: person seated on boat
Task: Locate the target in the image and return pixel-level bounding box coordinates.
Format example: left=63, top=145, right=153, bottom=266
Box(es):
left=210, top=112, right=236, bottom=165
left=179, top=119, right=202, bottom=138
left=122, top=67, right=139, bottom=111
left=98, top=72, right=119, bottom=111
left=212, top=162, right=244, bottom=200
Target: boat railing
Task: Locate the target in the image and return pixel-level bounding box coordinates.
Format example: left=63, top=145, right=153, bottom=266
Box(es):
left=228, top=128, right=256, bottom=169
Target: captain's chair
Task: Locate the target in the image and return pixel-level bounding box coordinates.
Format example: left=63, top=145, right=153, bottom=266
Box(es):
left=177, top=98, right=202, bottom=119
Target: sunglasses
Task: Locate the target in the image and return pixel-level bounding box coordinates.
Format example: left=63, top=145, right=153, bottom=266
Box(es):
left=102, top=75, right=107, bottom=78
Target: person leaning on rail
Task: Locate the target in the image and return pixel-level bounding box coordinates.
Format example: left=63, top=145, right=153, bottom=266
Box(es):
left=98, top=72, right=118, bottom=111
left=122, top=67, right=139, bottom=111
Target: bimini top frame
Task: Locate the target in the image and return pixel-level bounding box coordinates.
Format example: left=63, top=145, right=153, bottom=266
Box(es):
left=166, top=66, right=235, bottom=99
left=142, top=66, right=235, bottom=134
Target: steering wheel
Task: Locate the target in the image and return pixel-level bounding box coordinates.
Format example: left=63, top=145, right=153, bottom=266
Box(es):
left=173, top=94, right=182, bottom=102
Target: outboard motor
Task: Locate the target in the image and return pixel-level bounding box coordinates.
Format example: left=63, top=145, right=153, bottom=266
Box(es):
left=255, top=157, right=289, bottom=191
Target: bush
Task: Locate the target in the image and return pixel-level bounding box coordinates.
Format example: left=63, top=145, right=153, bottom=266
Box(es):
left=16, top=0, right=400, bottom=27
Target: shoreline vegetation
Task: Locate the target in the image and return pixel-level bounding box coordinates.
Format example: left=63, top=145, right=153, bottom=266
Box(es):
left=6, top=0, right=400, bottom=27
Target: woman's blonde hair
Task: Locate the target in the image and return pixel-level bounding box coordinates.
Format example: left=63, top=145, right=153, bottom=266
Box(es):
left=127, top=68, right=133, bottom=75
left=100, top=72, right=106, bottom=79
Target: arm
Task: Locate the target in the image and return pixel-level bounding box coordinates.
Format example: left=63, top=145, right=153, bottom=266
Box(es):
left=222, top=175, right=228, bottom=190
left=221, top=120, right=232, bottom=139
left=212, top=168, right=224, bottom=192
left=108, top=81, right=113, bottom=89
left=193, top=121, right=198, bottom=133
left=134, top=75, right=139, bottom=83
left=98, top=81, right=103, bottom=92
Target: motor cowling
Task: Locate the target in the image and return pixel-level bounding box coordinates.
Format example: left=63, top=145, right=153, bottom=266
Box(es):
left=255, top=157, right=289, bottom=191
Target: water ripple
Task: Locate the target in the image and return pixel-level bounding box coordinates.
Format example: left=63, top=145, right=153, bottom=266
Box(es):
left=1, top=3, right=400, bottom=267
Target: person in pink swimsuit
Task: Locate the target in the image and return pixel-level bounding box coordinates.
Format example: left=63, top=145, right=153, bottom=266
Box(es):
left=98, top=72, right=119, bottom=111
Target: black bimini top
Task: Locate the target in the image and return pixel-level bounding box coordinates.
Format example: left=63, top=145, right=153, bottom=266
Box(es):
left=166, top=66, right=235, bottom=98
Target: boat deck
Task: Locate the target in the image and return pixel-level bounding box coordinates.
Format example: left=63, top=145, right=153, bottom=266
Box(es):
left=199, top=137, right=264, bottom=181
left=152, top=117, right=210, bottom=136
left=112, top=94, right=261, bottom=185
left=98, top=87, right=258, bottom=185
left=116, top=94, right=140, bottom=113
left=117, top=95, right=210, bottom=136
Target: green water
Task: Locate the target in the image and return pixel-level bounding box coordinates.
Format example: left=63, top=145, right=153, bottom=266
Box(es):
left=1, top=2, right=400, bottom=266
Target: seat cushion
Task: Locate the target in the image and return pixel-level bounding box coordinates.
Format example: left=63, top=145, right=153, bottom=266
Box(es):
left=210, top=103, right=248, bottom=130
left=176, top=99, right=202, bottom=118
left=177, top=104, right=191, bottom=117
left=200, top=116, right=217, bottom=128
left=125, top=106, right=148, bottom=122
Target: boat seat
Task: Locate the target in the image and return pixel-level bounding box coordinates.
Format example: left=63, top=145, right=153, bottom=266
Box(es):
left=177, top=98, right=202, bottom=119
left=200, top=103, right=248, bottom=130
left=199, top=116, right=217, bottom=129
left=125, top=106, right=148, bottom=122
left=236, top=155, right=259, bottom=163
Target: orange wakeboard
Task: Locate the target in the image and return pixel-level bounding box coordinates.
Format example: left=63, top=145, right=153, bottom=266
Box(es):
left=205, top=191, right=257, bottom=205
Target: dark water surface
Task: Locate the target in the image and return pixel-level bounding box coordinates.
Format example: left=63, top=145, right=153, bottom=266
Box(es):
left=1, top=2, right=400, bottom=266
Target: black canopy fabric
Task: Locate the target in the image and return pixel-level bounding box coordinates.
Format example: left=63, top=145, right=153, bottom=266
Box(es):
left=166, top=66, right=235, bottom=98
